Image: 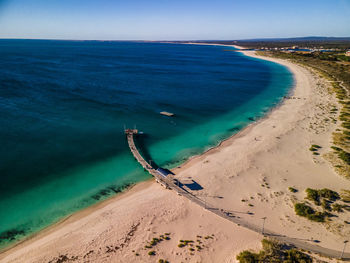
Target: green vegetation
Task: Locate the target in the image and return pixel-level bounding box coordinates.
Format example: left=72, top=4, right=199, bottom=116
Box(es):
left=178, top=239, right=194, bottom=248
left=341, top=190, right=350, bottom=202
left=309, top=144, right=321, bottom=152
left=294, top=202, right=327, bottom=222
left=305, top=188, right=340, bottom=205
left=294, top=202, right=314, bottom=216
left=294, top=188, right=350, bottom=221
left=158, top=259, right=169, bottom=263
left=288, top=187, right=298, bottom=193
left=319, top=188, right=340, bottom=200
left=143, top=232, right=172, bottom=258
left=234, top=42, right=350, bottom=178
left=339, top=149, right=350, bottom=165
left=236, top=239, right=312, bottom=263
left=150, top=237, right=161, bottom=246
left=332, top=203, right=345, bottom=212
left=305, top=188, right=320, bottom=205
left=321, top=199, right=331, bottom=211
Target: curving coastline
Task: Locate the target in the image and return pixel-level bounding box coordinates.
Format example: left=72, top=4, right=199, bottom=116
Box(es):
left=2, top=47, right=350, bottom=263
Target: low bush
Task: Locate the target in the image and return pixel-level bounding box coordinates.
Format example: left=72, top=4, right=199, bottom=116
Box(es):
left=341, top=190, right=350, bottom=203
left=321, top=199, right=331, bottom=211
left=332, top=203, right=344, bottom=212
left=307, top=212, right=326, bottom=222
left=294, top=203, right=326, bottom=222
left=236, top=239, right=312, bottom=263
left=305, top=188, right=340, bottom=205
left=319, top=188, right=340, bottom=201
left=294, top=203, right=314, bottom=217
left=305, top=188, right=320, bottom=205
left=288, top=187, right=298, bottom=193
left=338, top=150, right=350, bottom=165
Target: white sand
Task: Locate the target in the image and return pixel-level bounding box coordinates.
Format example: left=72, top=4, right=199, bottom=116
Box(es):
left=1, top=46, right=349, bottom=263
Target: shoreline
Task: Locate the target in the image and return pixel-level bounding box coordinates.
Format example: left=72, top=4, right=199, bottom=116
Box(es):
left=2, top=44, right=349, bottom=262
left=0, top=43, right=293, bottom=254
left=0, top=180, right=154, bottom=255
left=173, top=43, right=296, bottom=173
left=0, top=43, right=309, bottom=260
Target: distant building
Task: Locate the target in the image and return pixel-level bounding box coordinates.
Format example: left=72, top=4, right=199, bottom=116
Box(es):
left=345, top=50, right=350, bottom=56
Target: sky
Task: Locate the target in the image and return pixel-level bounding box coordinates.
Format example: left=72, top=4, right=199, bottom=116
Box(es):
left=0, top=0, right=349, bottom=40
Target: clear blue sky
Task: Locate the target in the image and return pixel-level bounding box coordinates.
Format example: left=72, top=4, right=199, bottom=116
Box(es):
left=0, top=0, right=349, bottom=40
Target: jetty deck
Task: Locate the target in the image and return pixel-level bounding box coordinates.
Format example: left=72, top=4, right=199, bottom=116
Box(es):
left=125, top=129, right=174, bottom=189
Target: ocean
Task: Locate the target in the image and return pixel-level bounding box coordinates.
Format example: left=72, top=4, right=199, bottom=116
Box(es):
left=0, top=40, right=293, bottom=248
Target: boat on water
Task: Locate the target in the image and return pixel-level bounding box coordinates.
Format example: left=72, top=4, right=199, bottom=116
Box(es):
left=160, top=111, right=175, bottom=117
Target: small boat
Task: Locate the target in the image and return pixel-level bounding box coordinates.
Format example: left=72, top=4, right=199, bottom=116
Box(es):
left=160, top=111, right=175, bottom=117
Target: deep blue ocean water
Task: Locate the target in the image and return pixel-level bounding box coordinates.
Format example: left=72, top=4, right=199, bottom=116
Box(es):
left=0, top=40, right=293, bottom=248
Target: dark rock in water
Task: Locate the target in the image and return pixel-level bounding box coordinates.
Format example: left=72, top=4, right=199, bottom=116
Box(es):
left=248, top=117, right=255, bottom=121
left=92, top=182, right=135, bottom=200
left=229, top=127, right=240, bottom=132
left=0, top=228, right=26, bottom=242
left=108, top=186, right=122, bottom=194
left=91, top=194, right=101, bottom=200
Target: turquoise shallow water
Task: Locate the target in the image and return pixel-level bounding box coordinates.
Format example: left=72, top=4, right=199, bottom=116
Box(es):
left=0, top=40, right=293, bottom=248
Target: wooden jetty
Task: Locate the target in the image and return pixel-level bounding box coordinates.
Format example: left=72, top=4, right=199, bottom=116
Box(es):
left=125, top=128, right=170, bottom=188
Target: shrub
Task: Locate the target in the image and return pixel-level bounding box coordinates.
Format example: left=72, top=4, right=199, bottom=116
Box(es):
left=341, top=190, right=350, bottom=203
left=309, top=144, right=321, bottom=152
left=288, top=187, right=298, bottom=193
left=236, top=250, right=259, bottom=263
left=148, top=251, right=156, bottom=256
left=295, top=203, right=315, bottom=217
left=285, top=249, right=313, bottom=262
left=307, top=212, right=326, bottom=222
left=294, top=203, right=327, bottom=222
left=236, top=239, right=312, bottom=263
left=321, top=199, right=331, bottom=211
left=305, top=188, right=320, bottom=205
left=319, top=188, right=340, bottom=201
left=339, top=150, right=350, bottom=165
left=332, top=203, right=344, bottom=212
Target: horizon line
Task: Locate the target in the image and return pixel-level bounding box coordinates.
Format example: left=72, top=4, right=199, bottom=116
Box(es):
left=1, top=36, right=350, bottom=42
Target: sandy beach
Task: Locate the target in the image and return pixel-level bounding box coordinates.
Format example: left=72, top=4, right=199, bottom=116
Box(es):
left=1, top=46, right=350, bottom=263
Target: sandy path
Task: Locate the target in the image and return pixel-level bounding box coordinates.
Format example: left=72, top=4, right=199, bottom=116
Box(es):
left=1, top=46, right=349, bottom=263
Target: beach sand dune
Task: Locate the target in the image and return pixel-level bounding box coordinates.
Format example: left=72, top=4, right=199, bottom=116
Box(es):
left=1, top=49, right=349, bottom=263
